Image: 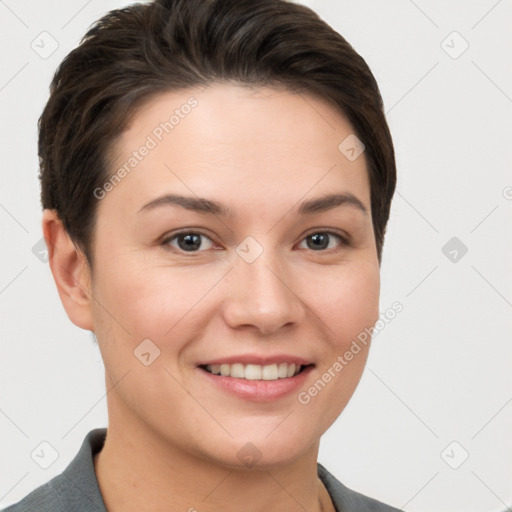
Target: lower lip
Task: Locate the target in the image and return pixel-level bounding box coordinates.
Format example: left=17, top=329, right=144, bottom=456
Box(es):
left=198, top=365, right=314, bottom=402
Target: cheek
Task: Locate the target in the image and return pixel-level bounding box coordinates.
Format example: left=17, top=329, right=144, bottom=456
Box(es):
left=90, top=253, right=232, bottom=374
left=93, top=247, right=379, bottom=344
left=92, top=253, right=214, bottom=331
left=295, top=263, right=379, bottom=430
left=309, top=260, right=380, bottom=348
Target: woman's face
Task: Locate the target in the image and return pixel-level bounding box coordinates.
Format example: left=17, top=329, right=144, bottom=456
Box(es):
left=87, top=84, right=380, bottom=467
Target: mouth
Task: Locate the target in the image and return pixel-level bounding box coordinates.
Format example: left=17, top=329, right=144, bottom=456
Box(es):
left=196, top=355, right=315, bottom=401
left=199, top=362, right=313, bottom=381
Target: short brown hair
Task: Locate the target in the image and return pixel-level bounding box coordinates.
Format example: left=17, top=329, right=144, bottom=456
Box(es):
left=39, top=0, right=396, bottom=268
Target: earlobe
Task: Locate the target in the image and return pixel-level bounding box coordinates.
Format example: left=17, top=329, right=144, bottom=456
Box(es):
left=42, top=209, right=94, bottom=331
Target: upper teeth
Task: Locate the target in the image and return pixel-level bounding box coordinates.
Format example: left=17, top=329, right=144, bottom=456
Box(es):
left=205, top=363, right=301, bottom=380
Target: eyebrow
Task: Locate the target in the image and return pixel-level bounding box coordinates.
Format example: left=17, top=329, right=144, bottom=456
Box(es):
left=137, top=192, right=368, bottom=217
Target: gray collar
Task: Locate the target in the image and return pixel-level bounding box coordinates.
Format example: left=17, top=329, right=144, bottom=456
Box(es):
left=4, top=428, right=402, bottom=512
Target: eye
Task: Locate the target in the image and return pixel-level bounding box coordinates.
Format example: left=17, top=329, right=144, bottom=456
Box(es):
left=161, top=229, right=349, bottom=254
left=298, top=231, right=348, bottom=251
left=163, top=231, right=215, bottom=252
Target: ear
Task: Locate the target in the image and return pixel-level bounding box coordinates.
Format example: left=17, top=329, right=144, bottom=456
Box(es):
left=42, top=209, right=94, bottom=331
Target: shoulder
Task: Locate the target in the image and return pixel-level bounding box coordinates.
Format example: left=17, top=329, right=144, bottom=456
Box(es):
left=317, top=463, right=404, bottom=512
left=1, top=475, right=68, bottom=512
left=2, top=428, right=108, bottom=512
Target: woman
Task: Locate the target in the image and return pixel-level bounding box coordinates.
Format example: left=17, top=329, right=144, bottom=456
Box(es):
left=4, top=0, right=400, bottom=510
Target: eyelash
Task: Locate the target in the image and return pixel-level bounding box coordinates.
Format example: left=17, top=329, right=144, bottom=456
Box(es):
left=160, top=229, right=351, bottom=254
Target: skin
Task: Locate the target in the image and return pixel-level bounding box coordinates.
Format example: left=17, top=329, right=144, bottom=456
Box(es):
left=43, top=83, right=380, bottom=512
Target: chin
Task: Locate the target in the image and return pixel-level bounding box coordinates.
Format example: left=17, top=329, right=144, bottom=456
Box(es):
left=193, top=425, right=318, bottom=471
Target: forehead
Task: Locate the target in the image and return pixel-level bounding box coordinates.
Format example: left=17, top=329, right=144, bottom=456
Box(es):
left=101, top=83, right=370, bottom=219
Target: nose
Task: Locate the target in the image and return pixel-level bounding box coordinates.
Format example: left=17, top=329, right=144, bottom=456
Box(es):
left=221, top=248, right=306, bottom=335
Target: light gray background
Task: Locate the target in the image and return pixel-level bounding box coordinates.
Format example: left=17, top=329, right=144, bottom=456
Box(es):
left=1, top=1, right=511, bottom=510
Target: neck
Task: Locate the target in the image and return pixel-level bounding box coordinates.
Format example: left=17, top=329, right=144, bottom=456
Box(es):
left=93, top=414, right=334, bottom=512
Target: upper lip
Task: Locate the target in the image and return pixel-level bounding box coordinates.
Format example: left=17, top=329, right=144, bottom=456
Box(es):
left=198, top=354, right=313, bottom=366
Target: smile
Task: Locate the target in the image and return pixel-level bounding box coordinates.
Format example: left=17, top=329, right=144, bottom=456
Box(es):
left=201, top=362, right=309, bottom=380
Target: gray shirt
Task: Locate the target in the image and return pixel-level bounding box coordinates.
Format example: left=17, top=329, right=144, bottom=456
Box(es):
left=2, top=428, right=403, bottom=511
